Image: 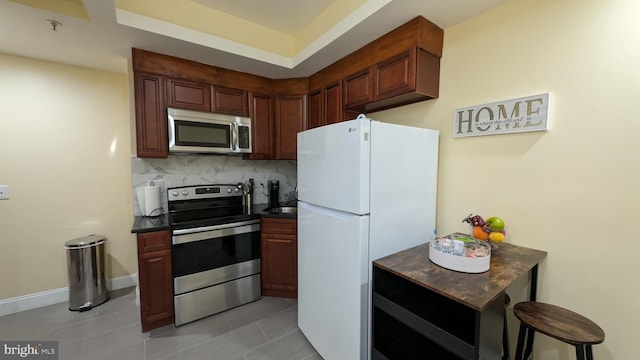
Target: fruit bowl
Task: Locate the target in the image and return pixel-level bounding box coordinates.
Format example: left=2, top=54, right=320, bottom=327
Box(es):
left=464, top=214, right=506, bottom=243
left=429, top=234, right=491, bottom=273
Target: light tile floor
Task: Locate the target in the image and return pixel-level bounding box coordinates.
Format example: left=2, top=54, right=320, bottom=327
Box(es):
left=0, top=287, right=323, bottom=360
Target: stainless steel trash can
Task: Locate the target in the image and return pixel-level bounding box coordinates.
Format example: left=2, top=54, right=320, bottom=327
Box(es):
left=64, top=234, right=110, bottom=311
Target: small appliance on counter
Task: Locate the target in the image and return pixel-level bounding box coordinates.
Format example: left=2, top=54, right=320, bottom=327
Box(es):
left=243, top=179, right=255, bottom=214
left=268, top=180, right=279, bottom=208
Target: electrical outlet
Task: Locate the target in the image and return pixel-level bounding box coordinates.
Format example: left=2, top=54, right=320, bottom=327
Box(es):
left=148, top=180, right=163, bottom=188
left=0, top=185, right=9, bottom=200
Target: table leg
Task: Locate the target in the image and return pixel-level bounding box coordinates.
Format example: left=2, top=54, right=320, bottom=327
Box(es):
left=521, top=264, right=539, bottom=359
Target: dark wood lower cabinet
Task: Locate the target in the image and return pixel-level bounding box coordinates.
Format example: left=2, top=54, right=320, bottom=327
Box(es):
left=261, top=218, right=297, bottom=298
left=136, top=230, right=174, bottom=332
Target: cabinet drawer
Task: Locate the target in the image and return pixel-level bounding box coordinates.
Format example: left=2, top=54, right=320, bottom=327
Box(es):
left=137, top=230, right=171, bottom=253
left=261, top=218, right=297, bottom=235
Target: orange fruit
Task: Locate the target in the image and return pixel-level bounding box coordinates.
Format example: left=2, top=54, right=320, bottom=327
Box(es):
left=472, top=226, right=489, bottom=240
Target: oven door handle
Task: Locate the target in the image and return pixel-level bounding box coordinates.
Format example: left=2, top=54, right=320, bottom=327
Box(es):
left=172, top=219, right=260, bottom=236
left=173, top=223, right=259, bottom=245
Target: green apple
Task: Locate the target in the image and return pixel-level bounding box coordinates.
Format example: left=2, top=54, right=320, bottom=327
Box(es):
left=486, top=216, right=505, bottom=231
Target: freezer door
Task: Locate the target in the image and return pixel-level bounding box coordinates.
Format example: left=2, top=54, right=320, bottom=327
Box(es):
left=297, top=201, right=370, bottom=360
left=297, top=117, right=370, bottom=215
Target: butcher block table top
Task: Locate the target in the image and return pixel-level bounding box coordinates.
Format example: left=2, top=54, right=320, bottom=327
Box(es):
left=373, top=241, right=547, bottom=311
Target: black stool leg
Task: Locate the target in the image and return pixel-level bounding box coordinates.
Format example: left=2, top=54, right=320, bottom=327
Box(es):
left=515, top=323, right=527, bottom=360
left=585, top=345, right=594, bottom=360
left=523, top=327, right=535, bottom=360
left=576, top=345, right=586, bottom=360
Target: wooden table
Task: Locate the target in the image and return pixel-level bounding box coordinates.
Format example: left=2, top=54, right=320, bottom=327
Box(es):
left=371, top=242, right=547, bottom=360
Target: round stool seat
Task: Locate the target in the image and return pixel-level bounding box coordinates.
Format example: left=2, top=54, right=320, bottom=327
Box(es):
left=514, top=302, right=605, bottom=346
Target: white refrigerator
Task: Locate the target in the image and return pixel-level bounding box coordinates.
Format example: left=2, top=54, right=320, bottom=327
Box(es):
left=297, top=115, right=439, bottom=360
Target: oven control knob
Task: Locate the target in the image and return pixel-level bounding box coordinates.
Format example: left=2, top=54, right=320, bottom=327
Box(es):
left=182, top=190, right=189, bottom=196
left=171, top=191, right=179, bottom=197
left=227, top=188, right=232, bottom=193
left=234, top=188, right=240, bottom=193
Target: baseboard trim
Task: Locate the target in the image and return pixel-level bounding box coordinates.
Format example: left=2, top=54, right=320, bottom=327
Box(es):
left=0, top=273, right=138, bottom=317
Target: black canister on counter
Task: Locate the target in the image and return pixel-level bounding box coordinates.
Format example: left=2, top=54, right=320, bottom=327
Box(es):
left=268, top=180, right=279, bottom=208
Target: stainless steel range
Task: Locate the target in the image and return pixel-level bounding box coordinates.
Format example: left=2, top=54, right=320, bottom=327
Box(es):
left=168, top=184, right=261, bottom=326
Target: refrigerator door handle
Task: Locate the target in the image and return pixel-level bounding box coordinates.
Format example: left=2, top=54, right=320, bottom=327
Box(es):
left=299, top=201, right=361, bottom=219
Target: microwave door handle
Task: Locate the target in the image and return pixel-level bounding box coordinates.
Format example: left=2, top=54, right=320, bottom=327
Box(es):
left=231, top=122, right=239, bottom=152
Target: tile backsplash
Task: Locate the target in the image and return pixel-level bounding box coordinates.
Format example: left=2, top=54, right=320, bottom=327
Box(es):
left=131, top=155, right=297, bottom=216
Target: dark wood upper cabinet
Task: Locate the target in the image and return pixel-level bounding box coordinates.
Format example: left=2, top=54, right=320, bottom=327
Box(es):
left=273, top=78, right=308, bottom=160
left=274, top=94, right=306, bottom=160
left=166, top=77, right=211, bottom=111
left=374, top=50, right=415, bottom=100
left=132, top=16, right=443, bottom=158
left=248, top=92, right=273, bottom=160
left=212, top=86, right=249, bottom=116
left=308, top=81, right=341, bottom=129
left=368, top=47, right=440, bottom=112
left=134, top=71, right=168, bottom=159
left=342, top=47, right=440, bottom=113
left=324, top=81, right=343, bottom=125
left=343, top=69, right=372, bottom=110
left=307, top=90, right=323, bottom=129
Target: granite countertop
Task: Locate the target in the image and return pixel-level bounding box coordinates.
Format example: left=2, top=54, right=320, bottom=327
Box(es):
left=131, top=202, right=297, bottom=233
left=373, top=242, right=547, bottom=311
left=253, top=202, right=297, bottom=219
left=131, top=214, right=171, bottom=233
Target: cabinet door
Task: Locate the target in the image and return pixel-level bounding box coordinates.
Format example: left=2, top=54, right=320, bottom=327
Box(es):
left=274, top=95, right=307, bottom=160
left=137, top=231, right=174, bottom=332
left=166, top=78, right=211, bottom=111
left=261, top=232, right=297, bottom=298
left=374, top=49, right=416, bottom=101
left=324, top=81, right=343, bottom=125
left=134, top=72, right=167, bottom=158
left=307, top=90, right=323, bottom=129
left=212, top=87, right=249, bottom=116
left=248, top=92, right=273, bottom=160
left=343, top=68, right=372, bottom=110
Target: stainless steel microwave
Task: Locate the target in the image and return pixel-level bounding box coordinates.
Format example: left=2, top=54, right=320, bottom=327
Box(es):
left=167, top=107, right=252, bottom=155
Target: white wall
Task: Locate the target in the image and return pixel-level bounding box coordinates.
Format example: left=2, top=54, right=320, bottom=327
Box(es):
left=0, top=54, right=136, bottom=300
left=371, top=0, right=639, bottom=358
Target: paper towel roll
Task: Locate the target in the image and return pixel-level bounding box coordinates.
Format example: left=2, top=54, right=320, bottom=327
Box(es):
left=136, top=187, right=146, bottom=215
left=144, top=186, right=162, bottom=217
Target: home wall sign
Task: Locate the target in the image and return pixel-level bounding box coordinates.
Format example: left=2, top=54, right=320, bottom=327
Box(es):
left=454, top=93, right=550, bottom=138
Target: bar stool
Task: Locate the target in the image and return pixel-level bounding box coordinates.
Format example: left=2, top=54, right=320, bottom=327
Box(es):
left=513, top=302, right=605, bottom=360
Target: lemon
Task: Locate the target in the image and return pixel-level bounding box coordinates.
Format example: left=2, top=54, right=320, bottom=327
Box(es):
left=488, top=232, right=505, bottom=242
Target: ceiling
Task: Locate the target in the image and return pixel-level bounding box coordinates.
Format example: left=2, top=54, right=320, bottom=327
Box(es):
left=0, top=0, right=505, bottom=79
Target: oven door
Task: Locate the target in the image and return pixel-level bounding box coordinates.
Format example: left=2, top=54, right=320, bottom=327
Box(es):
left=172, top=219, right=261, bottom=295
